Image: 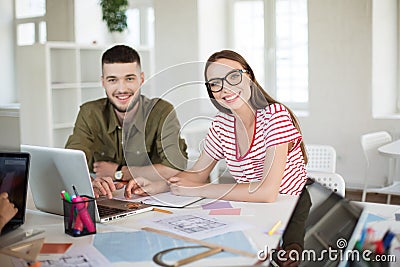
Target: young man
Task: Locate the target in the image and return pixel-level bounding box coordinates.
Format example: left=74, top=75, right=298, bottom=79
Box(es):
left=66, top=45, right=187, bottom=198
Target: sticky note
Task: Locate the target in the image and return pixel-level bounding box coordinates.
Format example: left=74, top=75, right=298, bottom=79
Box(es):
left=202, top=201, right=233, bottom=210
left=209, top=208, right=241, bottom=215
left=40, top=243, right=72, bottom=254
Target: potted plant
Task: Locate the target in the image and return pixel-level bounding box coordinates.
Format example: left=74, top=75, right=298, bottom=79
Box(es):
left=100, top=0, right=128, bottom=33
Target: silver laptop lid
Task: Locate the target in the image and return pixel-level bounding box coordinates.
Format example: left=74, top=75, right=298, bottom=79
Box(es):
left=20, top=145, right=98, bottom=220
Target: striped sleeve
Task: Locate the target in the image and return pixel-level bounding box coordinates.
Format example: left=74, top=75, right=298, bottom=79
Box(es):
left=264, top=104, right=302, bottom=148
left=204, top=118, right=224, bottom=160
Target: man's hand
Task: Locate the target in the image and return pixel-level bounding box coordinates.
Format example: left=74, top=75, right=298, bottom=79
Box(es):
left=0, top=192, right=18, bottom=232
left=93, top=161, right=119, bottom=178
left=124, top=177, right=169, bottom=198
left=92, top=176, right=125, bottom=199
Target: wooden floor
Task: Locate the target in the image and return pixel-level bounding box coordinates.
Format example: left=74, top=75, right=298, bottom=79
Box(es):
left=345, top=189, right=400, bottom=205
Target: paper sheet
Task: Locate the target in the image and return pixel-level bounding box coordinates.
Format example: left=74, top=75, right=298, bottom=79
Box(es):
left=144, top=213, right=248, bottom=239
left=11, top=244, right=110, bottom=267
left=93, top=230, right=256, bottom=263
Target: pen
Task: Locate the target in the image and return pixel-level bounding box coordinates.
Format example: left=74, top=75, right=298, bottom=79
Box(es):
left=114, top=181, right=128, bottom=185
left=153, top=208, right=173, bottom=214
left=72, top=184, right=79, bottom=196
left=268, top=220, right=282, bottom=235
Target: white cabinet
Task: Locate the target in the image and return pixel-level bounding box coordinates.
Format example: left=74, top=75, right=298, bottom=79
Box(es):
left=17, top=42, right=105, bottom=148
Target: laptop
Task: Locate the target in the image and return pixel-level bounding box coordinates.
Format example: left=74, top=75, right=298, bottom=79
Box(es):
left=0, top=152, right=30, bottom=235
left=269, top=181, right=367, bottom=267
left=20, top=145, right=152, bottom=223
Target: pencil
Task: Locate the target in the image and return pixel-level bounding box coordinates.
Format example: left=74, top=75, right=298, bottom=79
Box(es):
left=153, top=207, right=173, bottom=214
left=114, top=181, right=128, bottom=185
left=268, top=220, right=282, bottom=235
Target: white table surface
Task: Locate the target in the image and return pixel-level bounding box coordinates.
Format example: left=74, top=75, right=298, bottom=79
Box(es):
left=0, top=193, right=299, bottom=267
left=379, top=139, right=400, bottom=158
left=2, top=193, right=400, bottom=266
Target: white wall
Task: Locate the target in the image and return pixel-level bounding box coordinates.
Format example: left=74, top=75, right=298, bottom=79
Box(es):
left=75, top=0, right=111, bottom=45
left=305, top=0, right=400, bottom=188
left=372, top=0, right=398, bottom=117
left=0, top=0, right=16, bottom=104
left=2, top=0, right=400, bottom=188
left=151, top=0, right=209, bottom=125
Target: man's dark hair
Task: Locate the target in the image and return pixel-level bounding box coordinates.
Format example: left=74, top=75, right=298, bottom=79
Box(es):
left=101, top=45, right=141, bottom=67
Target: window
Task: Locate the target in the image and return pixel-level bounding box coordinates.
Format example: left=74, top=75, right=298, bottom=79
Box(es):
left=233, top=1, right=265, bottom=86
left=15, top=0, right=46, bottom=45
left=232, top=0, right=308, bottom=111
left=15, top=0, right=45, bottom=19
left=127, top=1, right=155, bottom=48
left=275, top=0, right=308, bottom=105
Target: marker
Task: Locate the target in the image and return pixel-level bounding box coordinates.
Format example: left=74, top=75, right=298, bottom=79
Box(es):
left=268, top=220, right=282, bottom=235
left=64, top=190, right=72, bottom=202
left=382, top=230, right=395, bottom=250
left=61, top=190, right=71, bottom=202
left=153, top=208, right=173, bottom=214
left=71, top=185, right=96, bottom=233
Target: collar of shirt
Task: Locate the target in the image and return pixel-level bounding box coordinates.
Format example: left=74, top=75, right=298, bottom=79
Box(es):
left=105, top=95, right=147, bottom=135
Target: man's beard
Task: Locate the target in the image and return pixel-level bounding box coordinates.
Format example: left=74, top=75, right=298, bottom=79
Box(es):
left=110, top=92, right=140, bottom=113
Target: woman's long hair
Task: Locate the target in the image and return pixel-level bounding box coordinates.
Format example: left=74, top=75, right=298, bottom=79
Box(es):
left=204, top=50, right=308, bottom=164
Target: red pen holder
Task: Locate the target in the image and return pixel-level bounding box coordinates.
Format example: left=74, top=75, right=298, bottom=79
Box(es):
left=63, top=195, right=96, bottom=237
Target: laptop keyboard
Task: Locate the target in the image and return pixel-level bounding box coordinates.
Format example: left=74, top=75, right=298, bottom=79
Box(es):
left=97, top=205, right=126, bottom=216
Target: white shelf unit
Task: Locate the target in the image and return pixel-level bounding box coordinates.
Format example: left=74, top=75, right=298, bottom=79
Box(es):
left=17, top=42, right=105, bottom=148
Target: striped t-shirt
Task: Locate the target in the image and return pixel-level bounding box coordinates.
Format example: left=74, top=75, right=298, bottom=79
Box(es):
left=204, top=103, right=307, bottom=195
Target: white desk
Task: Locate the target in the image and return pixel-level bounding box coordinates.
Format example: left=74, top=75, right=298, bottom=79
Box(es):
left=378, top=140, right=400, bottom=158
left=378, top=140, right=400, bottom=200
left=0, top=194, right=298, bottom=267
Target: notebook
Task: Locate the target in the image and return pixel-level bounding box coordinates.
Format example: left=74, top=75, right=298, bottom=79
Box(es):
left=0, top=152, right=30, bottom=235
left=115, top=191, right=204, bottom=208
left=20, top=145, right=152, bottom=223
left=269, top=181, right=367, bottom=267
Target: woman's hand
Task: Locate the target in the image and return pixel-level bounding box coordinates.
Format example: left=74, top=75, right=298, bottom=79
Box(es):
left=124, top=177, right=169, bottom=198
left=168, top=176, right=206, bottom=197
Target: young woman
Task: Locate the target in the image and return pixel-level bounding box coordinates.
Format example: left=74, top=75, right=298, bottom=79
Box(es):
left=168, top=50, right=308, bottom=202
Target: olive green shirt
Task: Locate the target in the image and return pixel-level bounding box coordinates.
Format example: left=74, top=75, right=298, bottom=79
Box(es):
left=65, top=95, right=187, bottom=173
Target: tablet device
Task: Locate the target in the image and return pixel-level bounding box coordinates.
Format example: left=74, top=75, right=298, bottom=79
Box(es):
left=0, top=152, right=30, bottom=235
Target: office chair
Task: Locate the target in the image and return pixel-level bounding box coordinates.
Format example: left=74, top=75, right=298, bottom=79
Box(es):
left=307, top=172, right=346, bottom=197
left=360, top=131, right=396, bottom=203
left=306, top=144, right=336, bottom=173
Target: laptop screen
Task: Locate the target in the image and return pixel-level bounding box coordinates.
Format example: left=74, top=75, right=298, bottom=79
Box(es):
left=269, top=181, right=365, bottom=267
left=0, top=152, right=30, bottom=233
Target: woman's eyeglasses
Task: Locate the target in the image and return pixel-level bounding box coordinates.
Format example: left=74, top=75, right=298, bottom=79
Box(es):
left=205, top=69, right=248, bottom=93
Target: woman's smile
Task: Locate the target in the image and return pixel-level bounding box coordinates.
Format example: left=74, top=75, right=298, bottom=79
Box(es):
left=222, top=91, right=242, bottom=103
